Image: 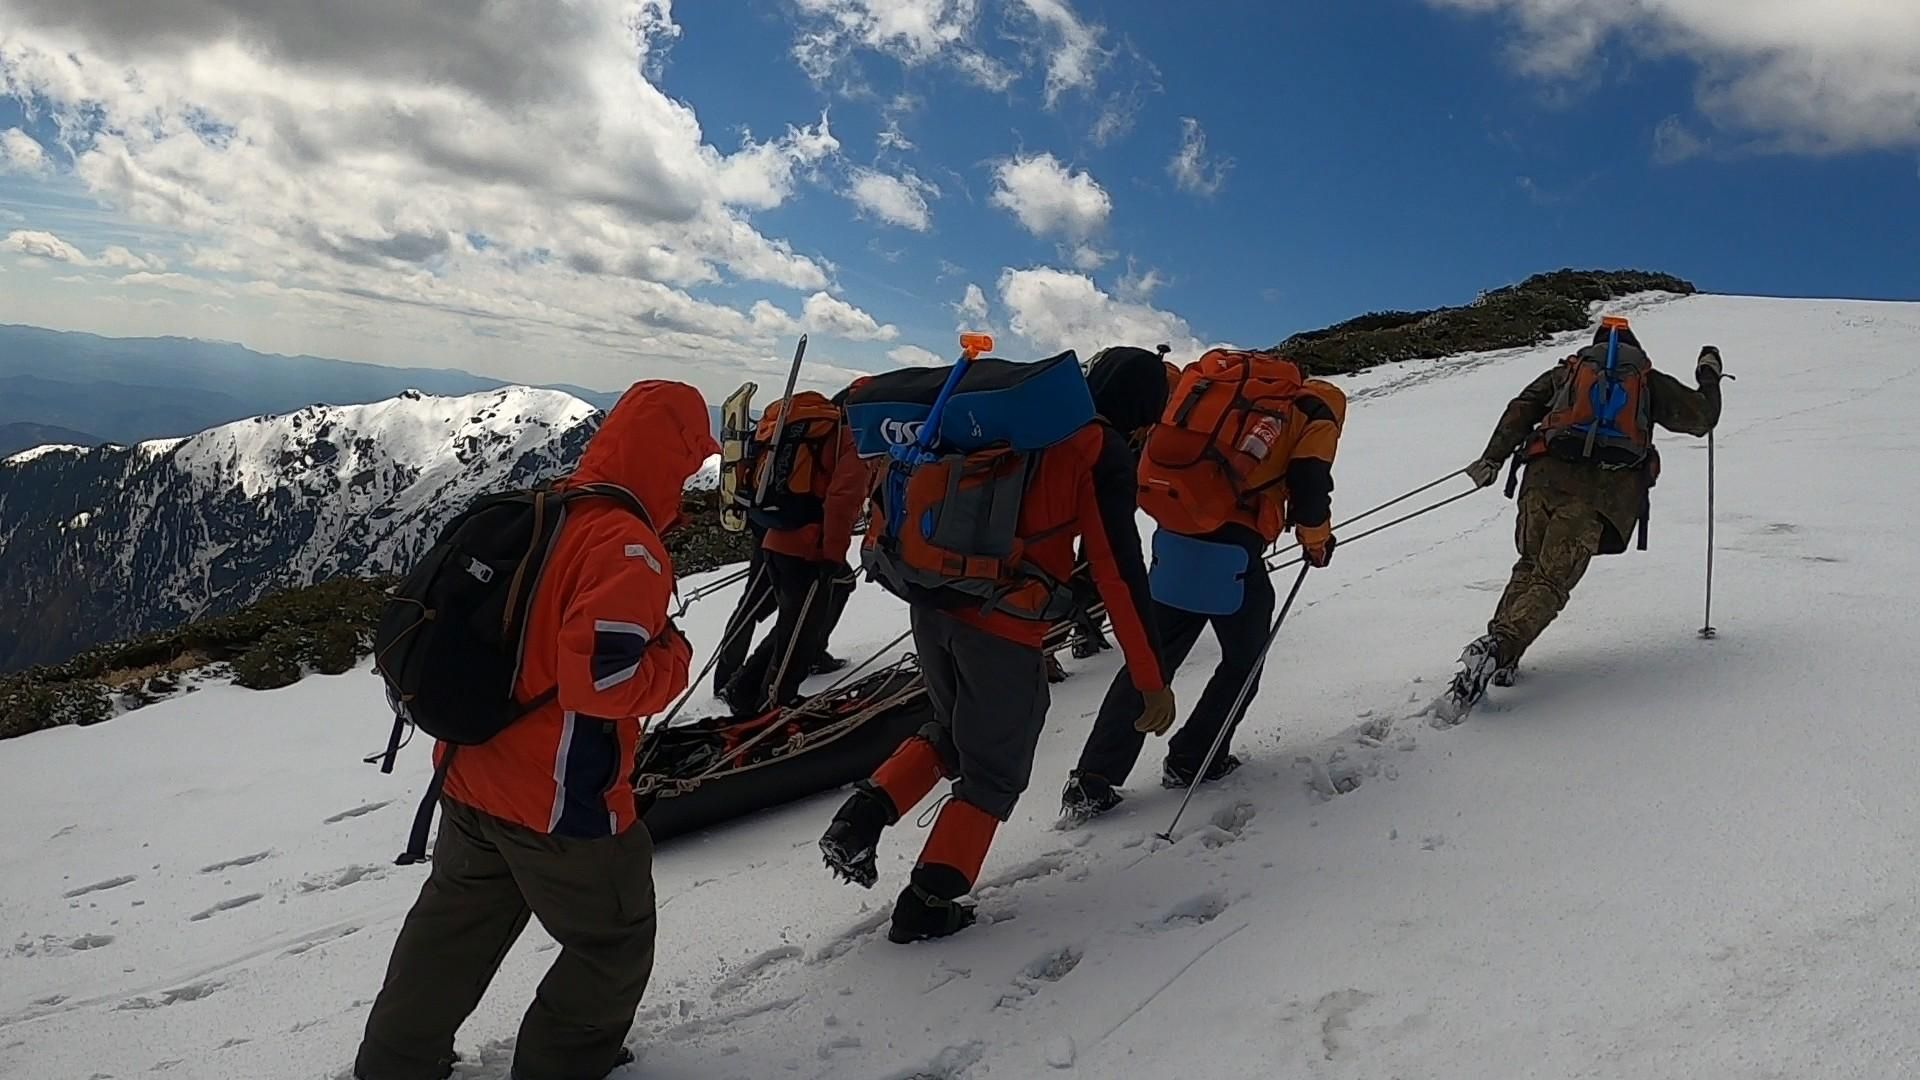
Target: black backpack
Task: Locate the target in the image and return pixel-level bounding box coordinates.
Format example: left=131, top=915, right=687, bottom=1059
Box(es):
left=370, top=482, right=650, bottom=863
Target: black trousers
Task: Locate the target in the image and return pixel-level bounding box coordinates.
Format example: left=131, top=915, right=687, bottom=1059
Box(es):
left=1075, top=563, right=1277, bottom=784
left=714, top=548, right=854, bottom=697
left=725, top=551, right=853, bottom=713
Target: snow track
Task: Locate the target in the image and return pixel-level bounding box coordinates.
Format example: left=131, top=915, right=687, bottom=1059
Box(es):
left=5, top=293, right=1920, bottom=1078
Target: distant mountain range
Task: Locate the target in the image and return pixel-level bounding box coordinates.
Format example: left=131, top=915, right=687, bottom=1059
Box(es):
left=0, top=421, right=102, bottom=458
left=0, top=387, right=609, bottom=672
left=0, top=324, right=678, bottom=448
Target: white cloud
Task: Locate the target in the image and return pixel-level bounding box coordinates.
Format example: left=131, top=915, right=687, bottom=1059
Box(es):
left=792, top=0, right=1119, bottom=109
left=791, top=0, right=1014, bottom=89
left=1427, top=0, right=1920, bottom=153
left=888, top=343, right=945, bottom=367
left=1007, top=0, right=1106, bottom=107
left=847, top=167, right=939, bottom=230
left=997, top=266, right=1205, bottom=359
left=1116, top=262, right=1164, bottom=301
left=1068, top=243, right=1110, bottom=271
left=0, top=127, right=49, bottom=175
left=989, top=153, right=1110, bottom=240
left=802, top=290, right=900, bottom=341
left=98, top=245, right=167, bottom=271
left=1169, top=118, right=1231, bottom=196
left=1653, top=115, right=1710, bottom=164
left=3, top=229, right=89, bottom=263
left=955, top=282, right=990, bottom=325
left=0, top=0, right=910, bottom=398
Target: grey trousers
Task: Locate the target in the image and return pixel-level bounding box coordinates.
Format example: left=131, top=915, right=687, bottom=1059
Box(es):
left=910, top=608, right=1051, bottom=820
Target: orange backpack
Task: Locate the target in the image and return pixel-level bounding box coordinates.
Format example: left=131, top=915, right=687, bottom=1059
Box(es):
left=1525, top=338, right=1656, bottom=471
left=742, top=392, right=843, bottom=531
left=860, top=446, right=1075, bottom=622
left=1137, top=350, right=1304, bottom=536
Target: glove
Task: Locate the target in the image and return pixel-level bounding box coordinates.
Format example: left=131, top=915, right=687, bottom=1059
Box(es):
left=1298, top=522, right=1336, bottom=568
left=1466, top=458, right=1501, bottom=489
left=1696, top=346, right=1723, bottom=385
left=1135, top=686, right=1177, bottom=735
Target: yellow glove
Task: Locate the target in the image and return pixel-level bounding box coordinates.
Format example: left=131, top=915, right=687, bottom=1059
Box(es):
left=1135, top=686, right=1177, bottom=735
left=1298, top=522, right=1337, bottom=568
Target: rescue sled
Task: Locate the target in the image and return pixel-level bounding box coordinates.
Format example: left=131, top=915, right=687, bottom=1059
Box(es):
left=638, top=664, right=928, bottom=843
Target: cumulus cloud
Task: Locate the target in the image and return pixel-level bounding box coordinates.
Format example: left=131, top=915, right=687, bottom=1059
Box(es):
left=3, top=228, right=88, bottom=263
left=803, top=291, right=900, bottom=340
left=847, top=167, right=939, bottom=230
left=791, top=0, right=1115, bottom=108
left=888, top=343, right=945, bottom=366
left=997, top=266, right=1205, bottom=358
left=1169, top=118, right=1231, bottom=196
left=989, top=153, right=1110, bottom=240
left=1007, top=0, right=1106, bottom=107
left=0, top=127, right=49, bottom=174
left=1427, top=0, right=1920, bottom=153
left=0, top=0, right=903, bottom=396
left=955, top=282, right=990, bottom=325
left=791, top=0, right=1014, bottom=89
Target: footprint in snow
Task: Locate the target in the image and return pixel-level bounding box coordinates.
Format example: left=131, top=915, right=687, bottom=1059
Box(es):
left=190, top=893, right=264, bottom=922
left=62, top=875, right=137, bottom=899
left=889, top=1041, right=986, bottom=1080
left=1159, top=892, right=1230, bottom=929
left=323, top=801, right=394, bottom=825
left=283, top=925, right=361, bottom=956
left=116, top=979, right=226, bottom=1010
left=199, top=850, right=274, bottom=874
left=298, top=865, right=387, bottom=893
left=1315, top=988, right=1374, bottom=1061
left=1023, top=945, right=1084, bottom=983
left=709, top=946, right=802, bottom=999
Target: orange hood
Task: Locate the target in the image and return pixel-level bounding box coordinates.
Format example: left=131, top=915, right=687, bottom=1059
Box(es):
left=570, top=380, right=719, bottom=531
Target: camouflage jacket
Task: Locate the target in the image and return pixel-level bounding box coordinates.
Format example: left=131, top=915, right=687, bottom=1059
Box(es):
left=1482, top=363, right=1722, bottom=550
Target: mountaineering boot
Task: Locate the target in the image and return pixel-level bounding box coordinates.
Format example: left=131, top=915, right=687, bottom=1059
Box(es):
left=1492, top=659, right=1520, bottom=688
left=1161, top=752, right=1243, bottom=790
left=820, top=782, right=895, bottom=889
left=887, top=866, right=977, bottom=944
left=1060, top=771, right=1124, bottom=823
left=1070, top=626, right=1112, bottom=660
left=1436, top=634, right=1502, bottom=725
left=1045, top=655, right=1068, bottom=684
left=809, top=652, right=849, bottom=676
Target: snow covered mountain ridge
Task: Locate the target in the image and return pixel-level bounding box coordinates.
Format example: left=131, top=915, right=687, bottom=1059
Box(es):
left=0, top=386, right=613, bottom=672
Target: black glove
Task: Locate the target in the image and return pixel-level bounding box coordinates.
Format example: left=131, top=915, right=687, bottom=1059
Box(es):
left=1696, top=346, right=1724, bottom=385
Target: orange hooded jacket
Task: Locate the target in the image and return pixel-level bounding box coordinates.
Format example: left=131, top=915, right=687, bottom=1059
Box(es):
left=440, top=381, right=720, bottom=839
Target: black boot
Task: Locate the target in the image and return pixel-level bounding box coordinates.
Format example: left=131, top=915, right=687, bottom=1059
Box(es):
left=820, top=782, right=896, bottom=889
left=887, top=865, right=977, bottom=944
left=1060, top=771, right=1124, bottom=823
left=1161, top=752, right=1242, bottom=790
left=1045, top=655, right=1068, bottom=684
left=809, top=652, right=849, bottom=676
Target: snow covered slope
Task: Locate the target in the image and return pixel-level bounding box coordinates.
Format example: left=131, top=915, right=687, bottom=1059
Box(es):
left=5, top=293, right=1920, bottom=1080
left=0, top=387, right=600, bottom=671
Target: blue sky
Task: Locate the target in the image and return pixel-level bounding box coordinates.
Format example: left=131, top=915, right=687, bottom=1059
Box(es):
left=1, top=0, right=1916, bottom=399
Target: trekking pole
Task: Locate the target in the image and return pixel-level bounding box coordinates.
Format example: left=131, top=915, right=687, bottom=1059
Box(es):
left=655, top=561, right=773, bottom=729
left=1699, top=430, right=1718, bottom=640
left=673, top=566, right=751, bottom=618
left=1157, top=563, right=1312, bottom=842
left=762, top=577, right=823, bottom=711
left=1266, top=487, right=1481, bottom=572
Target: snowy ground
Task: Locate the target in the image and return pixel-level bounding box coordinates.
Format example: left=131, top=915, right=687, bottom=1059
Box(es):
left=6, top=293, right=1920, bottom=1079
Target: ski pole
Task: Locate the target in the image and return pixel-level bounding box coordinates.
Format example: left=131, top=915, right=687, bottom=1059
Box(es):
left=1266, top=488, right=1480, bottom=572
left=1699, top=429, right=1717, bottom=640
left=654, top=561, right=774, bottom=730
left=1157, top=563, right=1312, bottom=842
left=762, top=576, right=823, bottom=711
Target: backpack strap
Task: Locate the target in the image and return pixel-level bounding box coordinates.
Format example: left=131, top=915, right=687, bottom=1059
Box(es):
left=394, top=685, right=560, bottom=866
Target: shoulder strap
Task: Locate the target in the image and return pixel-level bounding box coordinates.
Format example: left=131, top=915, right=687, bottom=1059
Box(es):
left=563, top=482, right=655, bottom=530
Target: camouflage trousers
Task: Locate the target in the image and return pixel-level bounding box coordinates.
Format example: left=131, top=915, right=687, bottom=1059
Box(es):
left=1488, top=485, right=1606, bottom=666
